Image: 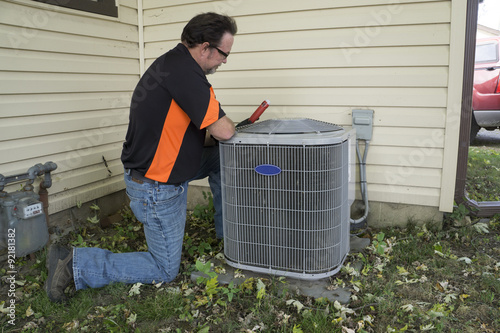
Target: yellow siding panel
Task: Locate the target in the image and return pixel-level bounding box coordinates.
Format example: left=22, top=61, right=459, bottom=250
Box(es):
left=0, top=72, right=138, bottom=94
left=371, top=107, right=447, bottom=128
left=367, top=165, right=442, bottom=189
left=1, top=0, right=465, bottom=217
left=144, top=22, right=188, bottom=43
left=143, top=0, right=445, bottom=26
left=371, top=127, right=446, bottom=148
left=232, top=24, right=450, bottom=52
left=367, top=184, right=440, bottom=207
left=0, top=24, right=139, bottom=58
left=210, top=67, right=449, bottom=89
left=143, top=0, right=212, bottom=10
left=366, top=146, right=443, bottom=169
left=234, top=2, right=451, bottom=34
left=140, top=0, right=456, bottom=211
left=118, top=4, right=139, bottom=26
left=0, top=0, right=138, bottom=214
left=146, top=45, right=450, bottom=68
left=219, top=105, right=353, bottom=127
left=214, top=87, right=448, bottom=108
left=146, top=23, right=450, bottom=57
left=144, top=2, right=451, bottom=43
left=121, top=0, right=138, bottom=9
left=0, top=126, right=127, bottom=165
left=49, top=160, right=124, bottom=194
left=0, top=108, right=130, bottom=141
left=0, top=92, right=133, bottom=117
left=221, top=106, right=446, bottom=130
left=221, top=46, right=450, bottom=71
left=0, top=1, right=138, bottom=42
left=0, top=48, right=139, bottom=74
left=0, top=142, right=123, bottom=176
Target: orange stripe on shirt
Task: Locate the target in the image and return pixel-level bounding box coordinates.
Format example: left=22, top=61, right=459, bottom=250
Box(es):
left=145, top=100, right=191, bottom=182
left=200, top=87, right=221, bottom=129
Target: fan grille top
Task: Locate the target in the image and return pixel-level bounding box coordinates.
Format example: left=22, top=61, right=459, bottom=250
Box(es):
left=238, top=118, right=343, bottom=135
left=227, top=118, right=350, bottom=146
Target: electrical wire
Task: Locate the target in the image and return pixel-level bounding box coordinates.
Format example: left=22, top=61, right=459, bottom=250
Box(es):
left=350, top=139, right=370, bottom=233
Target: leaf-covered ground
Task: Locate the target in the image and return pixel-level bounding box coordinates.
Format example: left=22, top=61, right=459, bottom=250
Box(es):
left=1, top=203, right=499, bottom=332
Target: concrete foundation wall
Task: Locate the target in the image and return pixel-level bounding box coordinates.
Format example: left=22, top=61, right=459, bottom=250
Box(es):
left=48, top=190, right=128, bottom=238
left=351, top=200, right=443, bottom=229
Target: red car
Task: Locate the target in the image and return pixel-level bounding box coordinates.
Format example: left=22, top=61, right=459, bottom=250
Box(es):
left=471, top=36, right=500, bottom=142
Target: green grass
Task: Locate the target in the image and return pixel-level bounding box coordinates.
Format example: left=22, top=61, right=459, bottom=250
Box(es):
left=467, top=146, right=500, bottom=201
left=2, top=188, right=500, bottom=332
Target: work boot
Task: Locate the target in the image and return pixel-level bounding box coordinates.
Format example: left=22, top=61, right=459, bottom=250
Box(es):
left=46, top=244, right=74, bottom=303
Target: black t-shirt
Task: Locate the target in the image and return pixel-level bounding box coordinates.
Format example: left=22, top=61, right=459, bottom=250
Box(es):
left=121, top=43, right=225, bottom=184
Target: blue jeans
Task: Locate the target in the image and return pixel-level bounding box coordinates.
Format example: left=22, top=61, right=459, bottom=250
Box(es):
left=73, top=146, right=222, bottom=290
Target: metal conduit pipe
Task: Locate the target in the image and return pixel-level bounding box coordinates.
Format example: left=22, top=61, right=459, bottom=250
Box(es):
left=350, top=140, right=370, bottom=230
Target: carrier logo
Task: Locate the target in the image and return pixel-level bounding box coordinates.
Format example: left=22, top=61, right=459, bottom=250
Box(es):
left=255, top=164, right=281, bottom=176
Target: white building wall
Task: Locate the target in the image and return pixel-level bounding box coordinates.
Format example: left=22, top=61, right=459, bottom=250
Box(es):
left=0, top=0, right=139, bottom=214
left=142, top=0, right=465, bottom=214
left=0, top=0, right=468, bottom=224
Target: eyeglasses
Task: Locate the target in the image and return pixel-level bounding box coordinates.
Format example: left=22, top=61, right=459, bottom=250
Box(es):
left=210, top=45, right=229, bottom=59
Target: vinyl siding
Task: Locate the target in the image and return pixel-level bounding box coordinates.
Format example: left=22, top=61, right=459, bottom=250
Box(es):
left=0, top=0, right=467, bottom=218
left=0, top=0, right=139, bottom=213
left=142, top=0, right=463, bottom=211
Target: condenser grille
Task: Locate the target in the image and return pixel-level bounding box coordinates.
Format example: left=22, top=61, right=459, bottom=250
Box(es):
left=220, top=140, right=351, bottom=279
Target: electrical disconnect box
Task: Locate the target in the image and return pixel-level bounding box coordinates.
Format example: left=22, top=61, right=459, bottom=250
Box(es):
left=352, top=109, right=374, bottom=141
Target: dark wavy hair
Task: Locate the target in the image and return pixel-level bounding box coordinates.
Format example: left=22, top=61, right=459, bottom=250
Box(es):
left=181, top=12, right=237, bottom=48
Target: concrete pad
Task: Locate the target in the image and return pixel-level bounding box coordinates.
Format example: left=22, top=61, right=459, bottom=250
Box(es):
left=191, top=259, right=352, bottom=304
left=190, top=235, right=371, bottom=304
left=350, top=235, right=371, bottom=252
left=280, top=277, right=352, bottom=304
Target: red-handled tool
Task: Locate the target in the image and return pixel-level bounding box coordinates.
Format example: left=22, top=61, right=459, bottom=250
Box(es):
left=236, top=100, right=270, bottom=128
